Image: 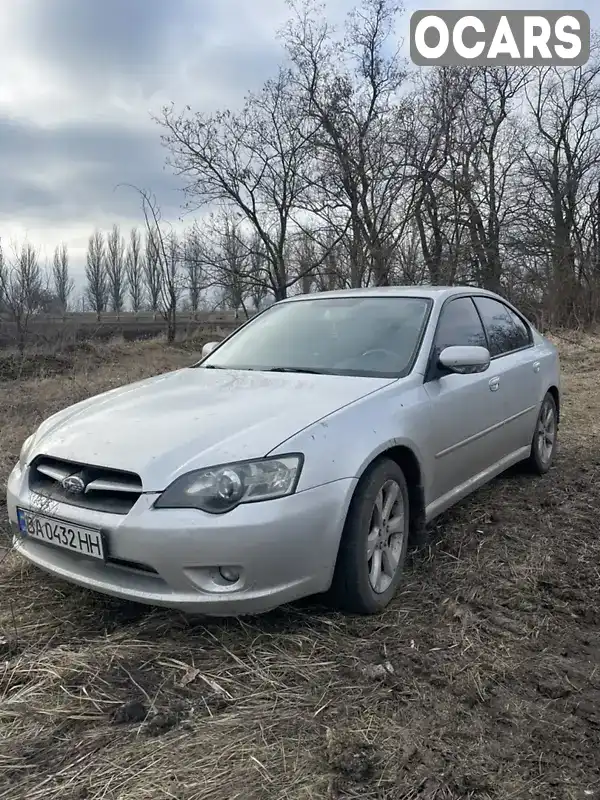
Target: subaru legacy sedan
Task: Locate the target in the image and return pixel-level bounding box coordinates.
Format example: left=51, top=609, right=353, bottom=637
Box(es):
left=6, top=287, right=560, bottom=616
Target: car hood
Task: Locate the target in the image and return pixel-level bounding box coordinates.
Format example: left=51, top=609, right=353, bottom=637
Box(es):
left=29, top=367, right=391, bottom=491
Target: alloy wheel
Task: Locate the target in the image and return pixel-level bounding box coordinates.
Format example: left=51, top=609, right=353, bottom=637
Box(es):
left=536, top=397, right=556, bottom=466
left=366, top=479, right=405, bottom=594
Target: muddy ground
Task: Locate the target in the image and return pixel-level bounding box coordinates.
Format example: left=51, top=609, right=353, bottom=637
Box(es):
left=0, top=336, right=598, bottom=800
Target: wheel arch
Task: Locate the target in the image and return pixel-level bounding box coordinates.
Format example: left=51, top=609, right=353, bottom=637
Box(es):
left=348, top=443, right=427, bottom=549
left=547, top=385, right=560, bottom=423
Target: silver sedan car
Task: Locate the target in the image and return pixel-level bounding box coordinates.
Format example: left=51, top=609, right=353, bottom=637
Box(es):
left=6, top=287, right=560, bottom=616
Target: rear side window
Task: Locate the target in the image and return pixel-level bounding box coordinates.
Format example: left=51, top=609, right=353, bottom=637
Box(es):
left=473, top=297, right=532, bottom=357
left=433, top=297, right=487, bottom=360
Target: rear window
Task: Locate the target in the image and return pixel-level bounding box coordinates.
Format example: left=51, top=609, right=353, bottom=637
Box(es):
left=473, top=297, right=532, bottom=356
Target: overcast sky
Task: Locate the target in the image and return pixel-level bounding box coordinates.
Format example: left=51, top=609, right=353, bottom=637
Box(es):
left=0, top=0, right=597, bottom=285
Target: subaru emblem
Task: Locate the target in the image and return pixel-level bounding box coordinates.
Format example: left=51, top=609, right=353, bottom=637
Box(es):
left=61, top=475, right=86, bottom=494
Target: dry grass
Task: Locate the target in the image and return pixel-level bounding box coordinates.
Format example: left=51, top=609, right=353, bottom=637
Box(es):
left=1, top=337, right=599, bottom=800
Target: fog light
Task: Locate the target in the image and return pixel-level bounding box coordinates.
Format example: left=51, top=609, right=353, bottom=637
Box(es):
left=219, top=567, right=240, bottom=583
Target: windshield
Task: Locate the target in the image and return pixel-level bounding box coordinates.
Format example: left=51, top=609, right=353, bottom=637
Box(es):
left=200, top=296, right=432, bottom=378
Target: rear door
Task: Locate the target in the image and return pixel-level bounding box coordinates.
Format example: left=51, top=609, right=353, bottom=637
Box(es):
left=424, top=296, right=508, bottom=505
left=472, top=296, right=542, bottom=458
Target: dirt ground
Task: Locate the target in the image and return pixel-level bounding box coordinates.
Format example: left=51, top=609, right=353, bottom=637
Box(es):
left=0, top=336, right=599, bottom=800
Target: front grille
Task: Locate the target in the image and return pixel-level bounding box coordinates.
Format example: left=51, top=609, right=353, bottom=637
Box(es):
left=29, top=455, right=143, bottom=515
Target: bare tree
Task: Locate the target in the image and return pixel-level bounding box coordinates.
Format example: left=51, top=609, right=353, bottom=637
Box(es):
left=195, top=212, right=251, bottom=317
left=219, top=217, right=251, bottom=317
left=247, top=232, right=270, bottom=310
left=74, top=292, right=87, bottom=312
left=52, top=242, right=74, bottom=313
left=284, top=0, right=413, bottom=286
left=159, top=65, right=318, bottom=300
left=311, top=225, right=350, bottom=290
left=105, top=224, right=127, bottom=313
left=407, top=67, right=474, bottom=284
left=0, top=242, right=45, bottom=353
left=126, top=227, right=145, bottom=312
left=149, top=0, right=600, bottom=329
left=291, top=227, right=318, bottom=294
left=523, top=56, right=600, bottom=326
left=393, top=221, right=428, bottom=285
left=85, top=230, right=107, bottom=319
left=182, top=232, right=205, bottom=314
left=135, top=188, right=184, bottom=341
left=406, top=67, right=531, bottom=291
left=450, top=67, right=531, bottom=293
left=163, top=232, right=185, bottom=335
left=0, top=240, right=6, bottom=310
left=144, top=229, right=163, bottom=316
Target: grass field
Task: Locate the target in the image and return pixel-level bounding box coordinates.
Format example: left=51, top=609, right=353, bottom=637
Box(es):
left=0, top=312, right=240, bottom=351
left=0, top=336, right=599, bottom=800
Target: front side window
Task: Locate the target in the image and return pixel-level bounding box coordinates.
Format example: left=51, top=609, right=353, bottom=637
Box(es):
left=199, top=296, right=432, bottom=379
left=432, top=297, right=487, bottom=361
left=473, top=297, right=532, bottom=356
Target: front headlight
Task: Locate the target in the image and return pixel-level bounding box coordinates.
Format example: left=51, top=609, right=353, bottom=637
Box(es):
left=19, top=434, right=36, bottom=469
left=154, top=454, right=304, bottom=514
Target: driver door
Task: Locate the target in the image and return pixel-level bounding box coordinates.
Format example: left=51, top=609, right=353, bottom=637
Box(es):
left=424, top=296, right=507, bottom=506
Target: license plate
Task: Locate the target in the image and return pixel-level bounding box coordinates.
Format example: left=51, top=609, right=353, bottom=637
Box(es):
left=16, top=508, right=105, bottom=561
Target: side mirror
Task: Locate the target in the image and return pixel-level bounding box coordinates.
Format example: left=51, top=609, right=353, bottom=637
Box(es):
left=201, top=341, right=220, bottom=358
left=438, top=345, right=490, bottom=375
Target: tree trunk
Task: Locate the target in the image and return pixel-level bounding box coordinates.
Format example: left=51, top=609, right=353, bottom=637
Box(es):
left=166, top=307, right=176, bottom=343
left=272, top=283, right=287, bottom=301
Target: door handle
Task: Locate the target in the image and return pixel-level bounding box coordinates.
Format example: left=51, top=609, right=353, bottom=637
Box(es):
left=489, top=376, right=500, bottom=392
left=533, top=361, right=541, bottom=373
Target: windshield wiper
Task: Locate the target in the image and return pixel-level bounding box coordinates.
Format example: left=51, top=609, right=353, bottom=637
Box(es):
left=265, top=367, right=327, bottom=375
left=198, top=365, right=327, bottom=375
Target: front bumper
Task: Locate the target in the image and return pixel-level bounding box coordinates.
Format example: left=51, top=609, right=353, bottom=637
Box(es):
left=7, top=463, right=357, bottom=616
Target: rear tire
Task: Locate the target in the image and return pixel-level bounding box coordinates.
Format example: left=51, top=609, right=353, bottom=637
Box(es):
left=523, top=391, right=558, bottom=475
left=328, top=458, right=410, bottom=614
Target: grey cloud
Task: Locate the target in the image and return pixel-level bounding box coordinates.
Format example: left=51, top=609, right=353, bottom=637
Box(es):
left=0, top=117, right=181, bottom=225
left=16, top=0, right=285, bottom=103
left=2, top=180, right=59, bottom=216
left=182, top=45, right=284, bottom=108
left=0, top=0, right=321, bottom=257
left=21, top=0, right=201, bottom=85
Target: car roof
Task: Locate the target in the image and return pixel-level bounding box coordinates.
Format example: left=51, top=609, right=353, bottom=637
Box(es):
left=279, top=285, right=502, bottom=303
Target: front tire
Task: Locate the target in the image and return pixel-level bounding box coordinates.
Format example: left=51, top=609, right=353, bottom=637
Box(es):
left=524, top=391, right=558, bottom=475
left=328, top=458, right=410, bottom=614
